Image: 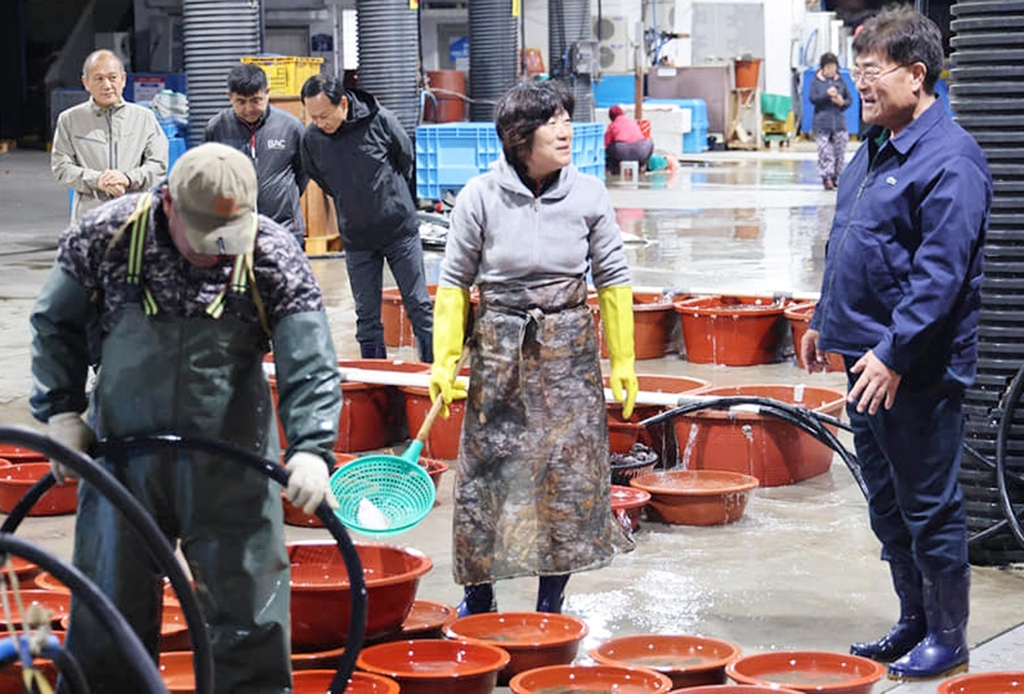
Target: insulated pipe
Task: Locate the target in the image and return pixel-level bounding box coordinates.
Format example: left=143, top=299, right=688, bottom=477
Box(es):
left=357, top=0, right=420, bottom=136
left=469, top=0, right=518, bottom=122
left=183, top=0, right=260, bottom=146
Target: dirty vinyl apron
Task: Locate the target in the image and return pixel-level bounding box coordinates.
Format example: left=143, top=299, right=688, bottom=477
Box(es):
left=65, top=198, right=291, bottom=694
left=453, top=276, right=632, bottom=585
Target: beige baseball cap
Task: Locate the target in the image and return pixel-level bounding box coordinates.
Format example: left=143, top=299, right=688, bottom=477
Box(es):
left=168, top=142, right=258, bottom=255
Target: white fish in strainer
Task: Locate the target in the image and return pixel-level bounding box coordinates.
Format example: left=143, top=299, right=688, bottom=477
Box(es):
left=357, top=498, right=392, bottom=530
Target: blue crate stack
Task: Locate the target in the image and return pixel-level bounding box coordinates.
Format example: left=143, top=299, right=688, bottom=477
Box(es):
left=416, top=122, right=606, bottom=201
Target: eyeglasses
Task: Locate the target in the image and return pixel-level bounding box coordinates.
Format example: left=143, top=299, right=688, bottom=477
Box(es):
left=850, top=64, right=903, bottom=85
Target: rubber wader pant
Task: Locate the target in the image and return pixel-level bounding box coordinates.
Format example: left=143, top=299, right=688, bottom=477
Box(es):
left=64, top=304, right=291, bottom=694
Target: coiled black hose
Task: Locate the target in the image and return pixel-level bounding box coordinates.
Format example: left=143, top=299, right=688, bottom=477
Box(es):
left=92, top=434, right=367, bottom=694
left=639, top=395, right=868, bottom=498
left=991, top=365, right=1024, bottom=548
left=0, top=426, right=210, bottom=694
left=0, top=535, right=165, bottom=693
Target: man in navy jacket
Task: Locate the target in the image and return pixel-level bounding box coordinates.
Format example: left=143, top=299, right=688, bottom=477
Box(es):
left=205, top=63, right=308, bottom=248
left=802, top=7, right=991, bottom=682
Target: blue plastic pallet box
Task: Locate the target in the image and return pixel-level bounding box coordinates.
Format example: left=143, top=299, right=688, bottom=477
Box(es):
left=415, top=122, right=605, bottom=201
left=644, top=98, right=709, bottom=153
left=593, top=75, right=637, bottom=108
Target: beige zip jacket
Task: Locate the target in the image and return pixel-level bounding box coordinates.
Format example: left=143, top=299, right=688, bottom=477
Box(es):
left=51, top=98, right=169, bottom=221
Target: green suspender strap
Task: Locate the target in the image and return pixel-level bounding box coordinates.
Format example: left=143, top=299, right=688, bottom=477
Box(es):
left=113, top=194, right=161, bottom=316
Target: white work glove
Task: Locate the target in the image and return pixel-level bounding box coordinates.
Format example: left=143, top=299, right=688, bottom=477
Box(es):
left=285, top=451, right=339, bottom=515
left=47, top=412, right=94, bottom=485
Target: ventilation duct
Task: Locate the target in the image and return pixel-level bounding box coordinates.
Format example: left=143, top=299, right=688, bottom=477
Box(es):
left=183, top=0, right=260, bottom=146
left=356, top=0, right=420, bottom=136
left=468, top=0, right=518, bottom=122
left=949, top=0, right=1024, bottom=565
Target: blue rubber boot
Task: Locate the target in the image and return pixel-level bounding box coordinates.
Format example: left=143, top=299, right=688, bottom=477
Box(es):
left=457, top=583, right=496, bottom=618
left=887, top=567, right=970, bottom=680
left=850, top=561, right=926, bottom=662
left=536, top=574, right=570, bottom=614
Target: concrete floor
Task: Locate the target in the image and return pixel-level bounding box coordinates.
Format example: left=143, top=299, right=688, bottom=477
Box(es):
left=1, top=144, right=1021, bottom=692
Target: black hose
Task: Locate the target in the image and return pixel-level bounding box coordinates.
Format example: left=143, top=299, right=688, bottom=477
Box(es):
left=994, top=365, right=1024, bottom=548
left=638, top=395, right=867, bottom=498
left=43, top=640, right=91, bottom=694
left=0, top=426, right=213, bottom=694
left=92, top=434, right=367, bottom=694
left=0, top=536, right=166, bottom=693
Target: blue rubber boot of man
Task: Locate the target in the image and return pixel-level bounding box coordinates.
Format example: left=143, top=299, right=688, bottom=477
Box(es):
left=457, top=583, right=496, bottom=617
left=887, top=567, right=970, bottom=680
left=536, top=574, right=570, bottom=614
left=850, top=561, right=925, bottom=662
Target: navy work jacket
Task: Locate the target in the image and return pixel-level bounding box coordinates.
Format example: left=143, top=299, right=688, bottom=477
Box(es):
left=811, top=98, right=992, bottom=388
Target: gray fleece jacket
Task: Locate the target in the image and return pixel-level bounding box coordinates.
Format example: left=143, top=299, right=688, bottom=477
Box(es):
left=439, top=156, right=630, bottom=290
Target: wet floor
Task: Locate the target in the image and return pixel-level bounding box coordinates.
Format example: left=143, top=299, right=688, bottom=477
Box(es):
left=1, top=146, right=1021, bottom=692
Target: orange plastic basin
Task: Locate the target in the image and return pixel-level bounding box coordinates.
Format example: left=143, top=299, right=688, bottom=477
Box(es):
left=675, top=295, right=790, bottom=366
left=0, top=463, right=77, bottom=515
left=382, top=285, right=437, bottom=348
left=292, top=670, right=401, bottom=694
left=675, top=686, right=803, bottom=694
left=399, top=599, right=458, bottom=639
left=606, top=374, right=709, bottom=456
left=60, top=602, right=190, bottom=651
left=400, top=386, right=465, bottom=459
left=611, top=484, right=651, bottom=533
left=938, top=672, right=1024, bottom=694
left=421, top=458, right=449, bottom=497
left=629, top=470, right=759, bottom=526
left=784, top=303, right=845, bottom=372
left=356, top=639, right=511, bottom=694
left=726, top=651, right=885, bottom=694
left=159, top=651, right=198, bottom=692
left=674, top=384, right=846, bottom=487
left=291, top=644, right=346, bottom=671
left=509, top=663, right=675, bottom=693
left=589, top=634, right=742, bottom=689
left=1, top=590, right=70, bottom=628
left=3, top=556, right=40, bottom=581
left=595, top=291, right=681, bottom=360
left=288, top=541, right=432, bottom=649
left=0, top=444, right=47, bottom=463
left=34, top=572, right=188, bottom=607
left=445, top=611, right=589, bottom=684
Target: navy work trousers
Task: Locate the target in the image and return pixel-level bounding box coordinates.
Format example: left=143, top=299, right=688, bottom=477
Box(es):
left=845, top=360, right=969, bottom=579
left=345, top=231, right=433, bottom=361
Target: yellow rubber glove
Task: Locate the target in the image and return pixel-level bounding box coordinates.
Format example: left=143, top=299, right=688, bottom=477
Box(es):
left=598, top=285, right=639, bottom=419
left=430, top=286, right=470, bottom=418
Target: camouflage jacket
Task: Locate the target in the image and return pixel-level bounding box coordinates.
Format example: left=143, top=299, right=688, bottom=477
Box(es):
left=58, top=189, right=324, bottom=355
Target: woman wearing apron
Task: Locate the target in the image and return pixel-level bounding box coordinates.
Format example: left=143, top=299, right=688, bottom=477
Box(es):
left=430, top=80, right=639, bottom=616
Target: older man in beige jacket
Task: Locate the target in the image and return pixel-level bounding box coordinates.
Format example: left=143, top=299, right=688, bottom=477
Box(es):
left=52, top=50, right=168, bottom=221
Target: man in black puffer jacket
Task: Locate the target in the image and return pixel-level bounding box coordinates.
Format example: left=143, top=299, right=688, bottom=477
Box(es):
left=205, top=63, right=308, bottom=248
left=300, top=74, right=433, bottom=362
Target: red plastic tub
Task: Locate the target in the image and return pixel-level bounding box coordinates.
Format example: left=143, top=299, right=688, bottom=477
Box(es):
left=673, top=384, right=846, bottom=487
left=0, top=463, right=77, bottom=515
left=675, top=296, right=789, bottom=366
left=784, top=303, right=845, bottom=372
left=595, top=291, right=682, bottom=360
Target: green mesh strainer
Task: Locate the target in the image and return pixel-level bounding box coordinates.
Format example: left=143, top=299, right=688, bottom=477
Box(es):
left=330, top=350, right=466, bottom=536
left=330, top=440, right=436, bottom=537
